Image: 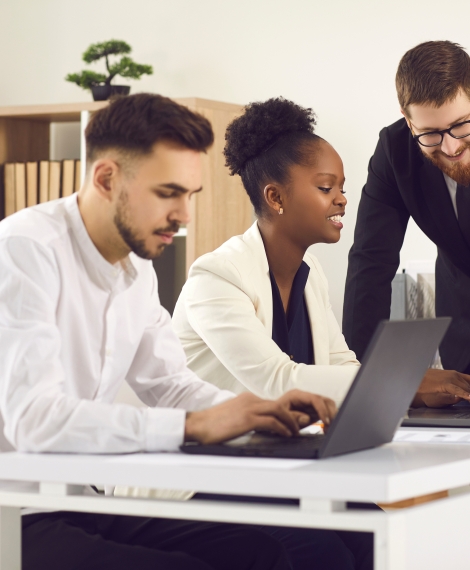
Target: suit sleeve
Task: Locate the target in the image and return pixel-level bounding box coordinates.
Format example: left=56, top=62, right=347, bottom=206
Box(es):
left=343, top=129, right=410, bottom=361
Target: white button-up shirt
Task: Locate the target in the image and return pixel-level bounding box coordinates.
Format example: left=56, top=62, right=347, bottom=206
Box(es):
left=0, top=194, right=233, bottom=455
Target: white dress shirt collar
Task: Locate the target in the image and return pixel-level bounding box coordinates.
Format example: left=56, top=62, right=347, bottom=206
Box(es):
left=443, top=172, right=458, bottom=218
left=64, top=194, right=138, bottom=291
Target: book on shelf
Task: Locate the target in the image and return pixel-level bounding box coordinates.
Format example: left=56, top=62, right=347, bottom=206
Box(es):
left=62, top=160, right=75, bottom=197
left=3, top=159, right=80, bottom=218
left=14, top=163, right=26, bottom=212
left=48, top=161, right=61, bottom=201
left=74, top=160, right=81, bottom=192
left=39, top=161, right=49, bottom=204
left=4, top=163, right=15, bottom=217
left=26, top=162, right=38, bottom=207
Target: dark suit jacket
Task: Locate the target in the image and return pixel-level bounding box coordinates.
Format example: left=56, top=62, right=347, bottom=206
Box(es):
left=343, top=117, right=470, bottom=372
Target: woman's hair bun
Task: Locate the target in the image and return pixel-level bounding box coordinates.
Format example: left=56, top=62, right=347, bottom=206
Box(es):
left=224, top=97, right=317, bottom=175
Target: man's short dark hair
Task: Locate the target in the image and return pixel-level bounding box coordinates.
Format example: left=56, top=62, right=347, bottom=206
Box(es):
left=85, top=93, right=214, bottom=165
left=396, top=41, right=470, bottom=116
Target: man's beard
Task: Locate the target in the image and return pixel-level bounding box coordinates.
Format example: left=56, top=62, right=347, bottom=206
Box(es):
left=113, top=190, right=179, bottom=260
left=422, top=140, right=470, bottom=186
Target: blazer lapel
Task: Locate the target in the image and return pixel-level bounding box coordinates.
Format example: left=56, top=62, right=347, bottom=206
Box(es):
left=242, top=222, right=273, bottom=335
left=303, top=275, right=329, bottom=365
left=241, top=223, right=331, bottom=364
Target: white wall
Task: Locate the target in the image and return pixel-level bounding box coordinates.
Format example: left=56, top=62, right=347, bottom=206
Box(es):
left=1, top=0, right=467, bottom=321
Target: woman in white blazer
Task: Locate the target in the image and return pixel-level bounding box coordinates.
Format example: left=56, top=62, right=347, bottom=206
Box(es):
left=173, top=98, right=374, bottom=570
left=173, top=98, right=360, bottom=407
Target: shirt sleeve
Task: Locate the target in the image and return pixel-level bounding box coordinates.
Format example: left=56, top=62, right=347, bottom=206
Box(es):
left=0, top=237, right=232, bottom=454
left=124, top=270, right=235, bottom=413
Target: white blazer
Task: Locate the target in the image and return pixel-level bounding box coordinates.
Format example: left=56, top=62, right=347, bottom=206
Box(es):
left=172, top=222, right=360, bottom=405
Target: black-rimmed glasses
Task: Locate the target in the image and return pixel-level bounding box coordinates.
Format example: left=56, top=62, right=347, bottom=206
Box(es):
left=412, top=120, right=470, bottom=147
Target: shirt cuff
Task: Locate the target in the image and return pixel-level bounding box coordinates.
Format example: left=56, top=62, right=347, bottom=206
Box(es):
left=144, top=407, right=186, bottom=452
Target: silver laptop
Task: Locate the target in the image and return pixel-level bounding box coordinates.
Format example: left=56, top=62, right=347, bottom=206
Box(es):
left=181, top=318, right=451, bottom=459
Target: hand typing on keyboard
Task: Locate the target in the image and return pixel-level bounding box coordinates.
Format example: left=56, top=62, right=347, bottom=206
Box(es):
left=184, top=390, right=337, bottom=445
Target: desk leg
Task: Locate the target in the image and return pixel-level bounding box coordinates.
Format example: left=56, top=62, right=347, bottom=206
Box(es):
left=0, top=506, right=21, bottom=570
left=374, top=512, right=406, bottom=570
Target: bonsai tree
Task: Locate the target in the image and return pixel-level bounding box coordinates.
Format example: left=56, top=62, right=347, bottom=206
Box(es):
left=66, top=40, right=153, bottom=90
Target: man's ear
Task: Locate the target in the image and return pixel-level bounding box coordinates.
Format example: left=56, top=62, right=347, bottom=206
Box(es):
left=400, top=108, right=412, bottom=130
left=263, top=184, right=283, bottom=215
left=92, top=159, right=120, bottom=203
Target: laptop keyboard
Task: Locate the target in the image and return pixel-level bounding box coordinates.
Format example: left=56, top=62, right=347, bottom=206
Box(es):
left=408, top=408, right=470, bottom=419
left=225, top=432, right=326, bottom=458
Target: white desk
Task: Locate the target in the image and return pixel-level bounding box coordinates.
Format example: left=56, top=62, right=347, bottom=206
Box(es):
left=1, top=438, right=470, bottom=570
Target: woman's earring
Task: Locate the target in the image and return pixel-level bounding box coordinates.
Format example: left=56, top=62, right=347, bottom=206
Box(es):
left=279, top=207, right=284, bottom=215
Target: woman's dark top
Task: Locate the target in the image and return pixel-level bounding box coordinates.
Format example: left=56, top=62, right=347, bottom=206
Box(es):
left=269, top=261, right=314, bottom=365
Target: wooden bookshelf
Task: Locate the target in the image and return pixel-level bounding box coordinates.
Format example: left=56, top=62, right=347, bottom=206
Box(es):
left=0, top=99, right=253, bottom=271
left=0, top=102, right=107, bottom=164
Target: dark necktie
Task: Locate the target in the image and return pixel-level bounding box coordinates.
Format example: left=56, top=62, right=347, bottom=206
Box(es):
left=456, top=183, right=470, bottom=247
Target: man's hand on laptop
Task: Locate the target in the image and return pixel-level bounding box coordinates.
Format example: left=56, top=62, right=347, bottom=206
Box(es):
left=412, top=369, right=470, bottom=408
left=184, top=390, right=337, bottom=445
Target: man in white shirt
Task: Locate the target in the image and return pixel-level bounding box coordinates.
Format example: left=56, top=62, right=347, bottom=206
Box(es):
left=0, top=94, right=370, bottom=569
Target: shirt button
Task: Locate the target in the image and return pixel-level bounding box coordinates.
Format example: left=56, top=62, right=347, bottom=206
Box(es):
left=105, top=348, right=113, bottom=357
left=290, top=355, right=294, bottom=360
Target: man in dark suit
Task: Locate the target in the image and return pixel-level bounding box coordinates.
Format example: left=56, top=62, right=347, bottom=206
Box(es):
left=344, top=40, right=470, bottom=407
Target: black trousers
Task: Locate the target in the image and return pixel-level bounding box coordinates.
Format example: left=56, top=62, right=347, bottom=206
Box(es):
left=22, top=511, right=289, bottom=570
left=22, top=509, right=373, bottom=570
left=194, top=494, right=374, bottom=570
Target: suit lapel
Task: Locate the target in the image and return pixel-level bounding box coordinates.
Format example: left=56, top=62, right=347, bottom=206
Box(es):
left=418, top=160, right=470, bottom=274
left=419, top=161, right=462, bottom=246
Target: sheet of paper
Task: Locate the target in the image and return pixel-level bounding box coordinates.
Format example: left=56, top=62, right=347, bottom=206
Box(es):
left=300, top=423, right=323, bottom=435
left=394, top=430, right=470, bottom=444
